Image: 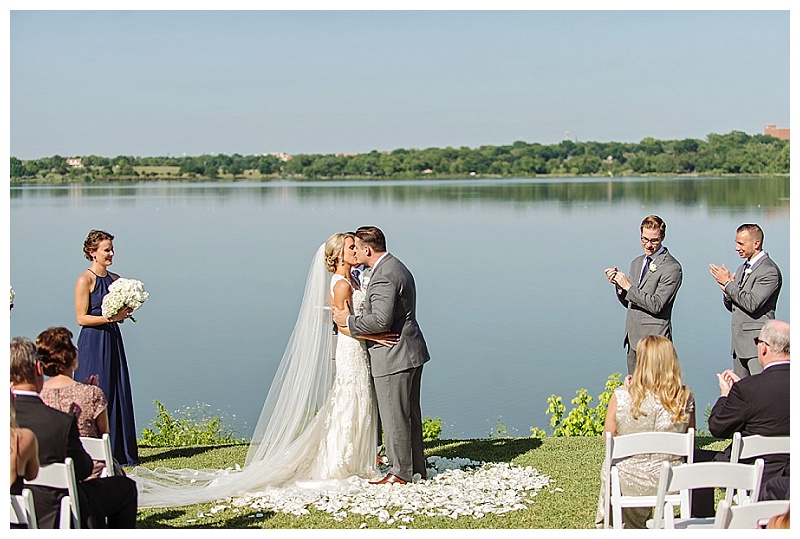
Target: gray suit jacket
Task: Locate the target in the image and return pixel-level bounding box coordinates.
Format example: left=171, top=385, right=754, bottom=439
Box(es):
left=617, top=247, right=682, bottom=350
left=722, top=252, right=782, bottom=359
left=349, top=253, right=430, bottom=377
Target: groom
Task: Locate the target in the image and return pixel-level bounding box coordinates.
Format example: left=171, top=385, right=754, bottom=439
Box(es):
left=332, top=226, right=430, bottom=485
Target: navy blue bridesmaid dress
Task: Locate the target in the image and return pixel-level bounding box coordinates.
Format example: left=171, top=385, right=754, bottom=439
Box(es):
left=74, top=271, right=139, bottom=466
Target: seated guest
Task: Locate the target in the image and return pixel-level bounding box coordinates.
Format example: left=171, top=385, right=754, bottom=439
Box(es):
left=11, top=392, right=40, bottom=529
left=10, top=337, right=138, bottom=528
left=37, top=326, right=118, bottom=477
left=596, top=335, right=695, bottom=529
left=11, top=392, right=40, bottom=490
left=692, top=320, right=790, bottom=516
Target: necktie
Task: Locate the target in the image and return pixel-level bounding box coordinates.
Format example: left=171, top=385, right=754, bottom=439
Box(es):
left=640, top=256, right=651, bottom=283
left=350, top=267, right=362, bottom=287
left=744, top=261, right=751, bottom=272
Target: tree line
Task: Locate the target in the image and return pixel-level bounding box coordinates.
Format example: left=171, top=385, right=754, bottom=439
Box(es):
left=9, top=131, right=789, bottom=182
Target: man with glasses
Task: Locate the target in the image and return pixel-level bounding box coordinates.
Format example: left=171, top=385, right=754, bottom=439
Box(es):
left=692, top=319, right=790, bottom=515
left=604, top=215, right=683, bottom=375
left=710, top=223, right=783, bottom=377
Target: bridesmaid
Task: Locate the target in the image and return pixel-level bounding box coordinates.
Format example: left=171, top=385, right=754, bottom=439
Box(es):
left=74, top=229, right=139, bottom=466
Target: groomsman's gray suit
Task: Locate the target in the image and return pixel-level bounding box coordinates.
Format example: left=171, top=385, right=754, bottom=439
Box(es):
left=616, top=247, right=683, bottom=374
left=722, top=253, right=782, bottom=377
left=348, top=253, right=430, bottom=482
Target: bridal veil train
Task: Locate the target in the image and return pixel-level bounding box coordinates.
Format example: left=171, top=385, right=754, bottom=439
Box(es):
left=129, top=244, right=377, bottom=508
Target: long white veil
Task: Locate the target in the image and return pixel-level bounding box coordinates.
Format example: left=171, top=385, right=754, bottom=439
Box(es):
left=128, top=244, right=333, bottom=507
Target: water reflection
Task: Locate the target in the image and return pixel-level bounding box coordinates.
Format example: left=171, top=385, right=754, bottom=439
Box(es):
left=10, top=176, right=790, bottom=212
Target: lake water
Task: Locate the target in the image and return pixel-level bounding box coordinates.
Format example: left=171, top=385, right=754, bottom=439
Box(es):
left=9, top=177, right=790, bottom=440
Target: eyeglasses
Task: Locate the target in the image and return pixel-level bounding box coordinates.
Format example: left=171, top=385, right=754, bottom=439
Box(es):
left=753, top=337, right=770, bottom=347
left=640, top=236, right=662, bottom=245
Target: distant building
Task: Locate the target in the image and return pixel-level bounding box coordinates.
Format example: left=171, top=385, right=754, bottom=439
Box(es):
left=335, top=153, right=358, bottom=157
left=66, top=157, right=83, bottom=168
left=764, top=124, right=790, bottom=140
left=261, top=152, right=293, bottom=162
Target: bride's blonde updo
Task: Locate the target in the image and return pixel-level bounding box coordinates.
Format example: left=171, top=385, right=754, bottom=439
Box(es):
left=324, top=232, right=354, bottom=273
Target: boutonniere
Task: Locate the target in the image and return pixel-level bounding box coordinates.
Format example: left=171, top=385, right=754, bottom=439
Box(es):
left=744, top=267, right=753, bottom=275
left=649, top=262, right=657, bottom=273
left=362, top=268, right=372, bottom=288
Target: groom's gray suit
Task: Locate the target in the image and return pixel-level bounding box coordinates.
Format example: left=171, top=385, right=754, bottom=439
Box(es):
left=348, top=252, right=430, bottom=482
left=722, top=252, right=782, bottom=377
left=616, top=247, right=682, bottom=374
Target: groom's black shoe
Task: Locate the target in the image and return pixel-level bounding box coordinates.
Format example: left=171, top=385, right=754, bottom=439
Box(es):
left=370, top=473, right=407, bottom=485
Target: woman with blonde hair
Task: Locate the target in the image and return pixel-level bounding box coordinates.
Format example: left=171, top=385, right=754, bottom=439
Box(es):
left=596, top=335, right=695, bottom=529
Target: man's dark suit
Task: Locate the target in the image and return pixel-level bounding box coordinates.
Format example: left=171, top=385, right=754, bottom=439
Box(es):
left=692, top=363, right=790, bottom=515
left=13, top=393, right=138, bottom=528
left=708, top=362, right=790, bottom=480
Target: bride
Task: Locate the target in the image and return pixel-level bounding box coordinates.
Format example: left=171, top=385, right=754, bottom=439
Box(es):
left=129, top=233, right=398, bottom=507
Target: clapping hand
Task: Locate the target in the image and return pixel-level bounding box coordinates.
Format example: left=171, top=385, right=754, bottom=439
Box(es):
left=612, top=271, right=632, bottom=291
left=716, top=369, right=740, bottom=397
left=604, top=267, right=618, bottom=285
left=83, top=374, right=99, bottom=386
left=709, top=263, right=732, bottom=289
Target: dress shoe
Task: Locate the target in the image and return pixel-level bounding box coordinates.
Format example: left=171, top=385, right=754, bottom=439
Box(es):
left=369, top=473, right=407, bottom=485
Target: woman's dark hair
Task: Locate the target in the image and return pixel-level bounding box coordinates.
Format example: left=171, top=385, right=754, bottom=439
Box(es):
left=83, top=229, right=114, bottom=261
left=36, top=326, right=78, bottom=377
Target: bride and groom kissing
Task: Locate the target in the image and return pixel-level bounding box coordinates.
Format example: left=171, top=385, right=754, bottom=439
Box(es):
left=131, top=226, right=430, bottom=506
left=331, top=226, right=431, bottom=486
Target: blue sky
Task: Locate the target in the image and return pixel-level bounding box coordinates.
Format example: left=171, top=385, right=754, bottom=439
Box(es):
left=6, top=6, right=792, bottom=159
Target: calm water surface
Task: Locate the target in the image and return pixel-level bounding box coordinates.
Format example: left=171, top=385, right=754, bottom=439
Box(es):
left=9, top=177, right=790, bottom=439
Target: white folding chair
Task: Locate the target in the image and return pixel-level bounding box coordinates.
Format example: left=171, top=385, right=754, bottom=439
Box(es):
left=80, top=433, right=115, bottom=477
left=10, top=488, right=38, bottom=529
left=24, top=457, right=81, bottom=529
left=601, top=427, right=694, bottom=529
left=714, top=499, right=790, bottom=529
left=649, top=459, right=764, bottom=529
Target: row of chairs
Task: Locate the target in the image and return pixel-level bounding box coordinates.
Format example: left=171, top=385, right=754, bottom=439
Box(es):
left=10, top=433, right=115, bottom=529
left=602, top=429, right=790, bottom=529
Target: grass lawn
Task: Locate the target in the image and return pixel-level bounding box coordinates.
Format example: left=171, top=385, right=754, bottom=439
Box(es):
left=133, top=436, right=730, bottom=529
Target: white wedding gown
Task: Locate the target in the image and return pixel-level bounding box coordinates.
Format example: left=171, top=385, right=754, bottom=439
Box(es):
left=129, top=248, right=379, bottom=508
left=283, top=274, right=379, bottom=486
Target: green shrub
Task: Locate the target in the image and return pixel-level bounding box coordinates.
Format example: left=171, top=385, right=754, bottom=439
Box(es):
left=422, top=415, right=442, bottom=441
left=488, top=416, right=512, bottom=439
left=545, top=373, right=623, bottom=437
left=139, top=400, right=247, bottom=447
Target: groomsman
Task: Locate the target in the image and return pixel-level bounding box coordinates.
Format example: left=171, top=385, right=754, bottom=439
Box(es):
left=605, top=215, right=683, bottom=375
left=710, top=223, right=782, bottom=378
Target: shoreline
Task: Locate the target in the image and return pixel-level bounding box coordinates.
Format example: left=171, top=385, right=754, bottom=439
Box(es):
left=9, top=171, right=788, bottom=186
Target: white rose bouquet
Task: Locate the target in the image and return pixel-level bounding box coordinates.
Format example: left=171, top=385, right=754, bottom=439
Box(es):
left=102, top=278, right=149, bottom=323
left=10, top=286, right=15, bottom=306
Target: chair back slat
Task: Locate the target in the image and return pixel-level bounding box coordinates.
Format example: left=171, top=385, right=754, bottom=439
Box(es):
left=715, top=499, right=790, bottom=529
left=733, top=433, right=791, bottom=462
left=609, top=428, right=695, bottom=462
